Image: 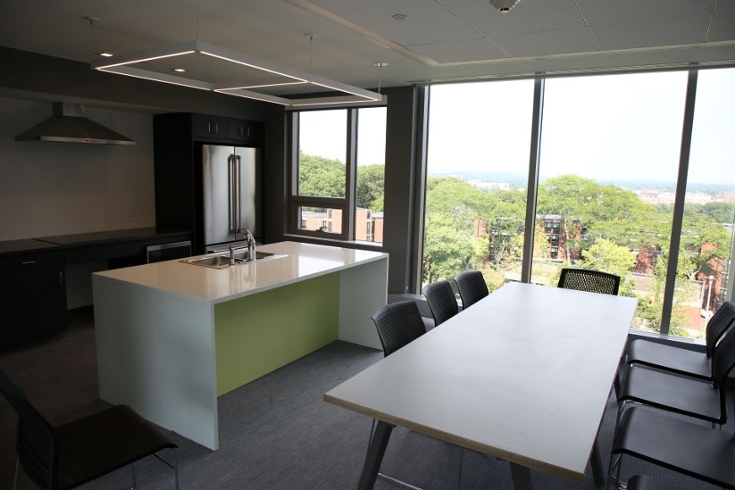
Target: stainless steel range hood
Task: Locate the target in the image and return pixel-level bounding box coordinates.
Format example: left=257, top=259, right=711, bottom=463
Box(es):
left=15, top=102, right=135, bottom=145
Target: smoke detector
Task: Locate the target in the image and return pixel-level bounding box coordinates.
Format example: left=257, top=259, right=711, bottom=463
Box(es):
left=490, top=0, right=520, bottom=13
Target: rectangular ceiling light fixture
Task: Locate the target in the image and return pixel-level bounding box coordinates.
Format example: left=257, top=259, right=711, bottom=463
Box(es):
left=92, top=40, right=385, bottom=108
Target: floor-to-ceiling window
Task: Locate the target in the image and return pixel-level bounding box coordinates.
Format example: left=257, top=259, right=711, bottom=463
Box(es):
left=423, top=80, right=534, bottom=292
left=421, top=67, right=735, bottom=337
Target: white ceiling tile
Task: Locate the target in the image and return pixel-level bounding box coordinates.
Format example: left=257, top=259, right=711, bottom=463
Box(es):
left=707, top=13, right=735, bottom=42
left=715, top=0, right=735, bottom=13
left=439, top=0, right=586, bottom=38
left=576, top=0, right=709, bottom=25
left=498, top=27, right=598, bottom=57
left=309, top=0, right=481, bottom=46
left=591, top=15, right=711, bottom=50
left=407, top=38, right=511, bottom=63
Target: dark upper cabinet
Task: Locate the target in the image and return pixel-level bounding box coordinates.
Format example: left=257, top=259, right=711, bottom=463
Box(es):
left=228, top=119, right=261, bottom=144
left=192, top=114, right=229, bottom=139
left=0, top=251, right=67, bottom=349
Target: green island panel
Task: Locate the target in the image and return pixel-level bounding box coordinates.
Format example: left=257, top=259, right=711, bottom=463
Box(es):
left=214, top=272, right=340, bottom=396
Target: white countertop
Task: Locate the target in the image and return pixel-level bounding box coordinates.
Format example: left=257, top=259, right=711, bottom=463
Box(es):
left=94, top=241, right=388, bottom=304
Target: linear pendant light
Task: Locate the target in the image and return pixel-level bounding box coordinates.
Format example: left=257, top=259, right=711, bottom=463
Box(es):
left=92, top=40, right=385, bottom=108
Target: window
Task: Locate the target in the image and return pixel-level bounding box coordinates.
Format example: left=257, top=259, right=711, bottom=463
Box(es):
left=422, top=80, right=534, bottom=290
left=290, top=107, right=386, bottom=243
left=533, top=71, right=688, bottom=333
left=420, top=67, right=735, bottom=338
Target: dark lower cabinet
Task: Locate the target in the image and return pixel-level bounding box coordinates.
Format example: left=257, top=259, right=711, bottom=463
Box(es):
left=0, top=251, right=67, bottom=349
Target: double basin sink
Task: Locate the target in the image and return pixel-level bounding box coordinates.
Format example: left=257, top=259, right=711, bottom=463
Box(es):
left=181, top=250, right=286, bottom=269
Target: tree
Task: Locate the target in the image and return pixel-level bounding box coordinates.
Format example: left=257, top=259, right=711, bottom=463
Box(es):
left=356, top=165, right=385, bottom=211
left=298, top=152, right=345, bottom=197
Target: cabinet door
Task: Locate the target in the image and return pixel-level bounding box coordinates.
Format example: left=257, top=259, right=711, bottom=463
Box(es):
left=228, top=119, right=260, bottom=143
left=0, top=265, right=67, bottom=349
left=192, top=114, right=229, bottom=139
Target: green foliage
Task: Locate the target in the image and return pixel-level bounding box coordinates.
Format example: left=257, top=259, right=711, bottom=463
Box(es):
left=298, top=152, right=345, bottom=198
left=298, top=152, right=385, bottom=212
left=356, top=165, right=385, bottom=211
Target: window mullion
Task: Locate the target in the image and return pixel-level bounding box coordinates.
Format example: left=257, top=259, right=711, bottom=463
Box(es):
left=660, top=69, right=698, bottom=335
left=521, top=77, right=545, bottom=284
left=345, top=109, right=357, bottom=240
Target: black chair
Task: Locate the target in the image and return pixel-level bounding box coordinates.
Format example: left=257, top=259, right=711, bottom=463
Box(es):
left=371, top=300, right=426, bottom=357
left=0, top=365, right=179, bottom=490
left=557, top=267, right=620, bottom=295
left=625, top=300, right=735, bottom=381
left=453, top=270, right=489, bottom=309
left=610, top=407, right=735, bottom=489
left=626, top=475, right=688, bottom=490
left=617, top=323, right=735, bottom=427
left=369, top=301, right=429, bottom=488
left=422, top=280, right=459, bottom=327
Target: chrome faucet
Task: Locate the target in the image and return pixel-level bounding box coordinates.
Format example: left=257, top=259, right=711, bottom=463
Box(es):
left=229, top=245, right=236, bottom=265
left=243, top=229, right=256, bottom=261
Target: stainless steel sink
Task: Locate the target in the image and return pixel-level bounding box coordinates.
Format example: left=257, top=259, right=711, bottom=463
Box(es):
left=180, top=251, right=285, bottom=269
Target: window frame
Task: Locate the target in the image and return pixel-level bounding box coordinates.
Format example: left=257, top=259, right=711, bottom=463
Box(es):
left=288, top=108, right=384, bottom=243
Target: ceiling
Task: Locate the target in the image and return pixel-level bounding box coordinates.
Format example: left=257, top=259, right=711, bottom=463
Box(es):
left=1, top=0, right=735, bottom=96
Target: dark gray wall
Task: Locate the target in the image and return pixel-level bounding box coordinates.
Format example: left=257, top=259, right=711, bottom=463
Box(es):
left=0, top=47, right=419, bottom=294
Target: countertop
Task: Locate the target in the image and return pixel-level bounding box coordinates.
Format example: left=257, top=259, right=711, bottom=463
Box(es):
left=93, top=241, right=388, bottom=305
left=0, top=228, right=190, bottom=257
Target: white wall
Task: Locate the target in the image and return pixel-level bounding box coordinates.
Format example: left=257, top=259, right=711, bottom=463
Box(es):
left=0, top=97, right=156, bottom=241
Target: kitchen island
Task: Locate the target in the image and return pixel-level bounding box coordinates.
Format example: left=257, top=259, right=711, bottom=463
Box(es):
left=92, top=241, right=388, bottom=450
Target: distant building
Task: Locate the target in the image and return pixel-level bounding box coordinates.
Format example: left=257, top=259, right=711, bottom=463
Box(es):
left=299, top=208, right=383, bottom=243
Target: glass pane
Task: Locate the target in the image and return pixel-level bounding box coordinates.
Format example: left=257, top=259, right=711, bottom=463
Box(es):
left=533, top=71, right=689, bottom=334
left=671, top=68, right=735, bottom=339
left=298, top=110, right=346, bottom=198
left=356, top=107, right=387, bottom=244
left=422, top=80, right=535, bottom=293
left=296, top=206, right=342, bottom=235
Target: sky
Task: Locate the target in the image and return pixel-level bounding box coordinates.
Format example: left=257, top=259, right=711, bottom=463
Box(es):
left=427, top=68, right=735, bottom=187
left=297, top=67, right=735, bottom=187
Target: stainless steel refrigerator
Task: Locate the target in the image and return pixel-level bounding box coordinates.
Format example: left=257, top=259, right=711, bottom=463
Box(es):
left=202, top=144, right=261, bottom=251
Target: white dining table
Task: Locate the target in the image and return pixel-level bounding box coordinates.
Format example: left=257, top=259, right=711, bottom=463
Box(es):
left=324, top=282, right=638, bottom=490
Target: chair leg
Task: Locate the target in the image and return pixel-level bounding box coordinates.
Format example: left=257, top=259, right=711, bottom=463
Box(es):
left=127, top=462, right=137, bottom=490
left=457, top=447, right=464, bottom=490
left=152, top=448, right=180, bottom=490
left=12, top=457, right=19, bottom=490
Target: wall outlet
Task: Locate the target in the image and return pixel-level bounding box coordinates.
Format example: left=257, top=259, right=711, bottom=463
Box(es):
left=129, top=205, right=136, bottom=217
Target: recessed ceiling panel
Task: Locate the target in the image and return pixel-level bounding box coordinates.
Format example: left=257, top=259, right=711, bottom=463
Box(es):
left=707, top=13, right=735, bottom=42
left=576, top=0, right=708, bottom=25
left=408, top=38, right=510, bottom=64
left=308, top=0, right=481, bottom=46
left=440, top=0, right=585, bottom=39
left=591, top=16, right=710, bottom=51
left=498, top=27, right=598, bottom=58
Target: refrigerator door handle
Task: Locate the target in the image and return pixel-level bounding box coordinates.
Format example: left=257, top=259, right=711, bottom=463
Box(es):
left=228, top=154, right=237, bottom=234
left=235, top=154, right=242, bottom=232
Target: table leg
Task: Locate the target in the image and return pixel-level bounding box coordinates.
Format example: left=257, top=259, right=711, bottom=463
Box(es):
left=357, top=420, right=394, bottom=490
left=590, top=440, right=605, bottom=486
left=509, top=463, right=533, bottom=490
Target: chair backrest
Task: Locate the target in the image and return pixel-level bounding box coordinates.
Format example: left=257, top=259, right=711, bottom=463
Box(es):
left=711, top=326, right=735, bottom=422
left=371, top=301, right=426, bottom=357
left=421, top=280, right=458, bottom=327
left=0, top=365, right=57, bottom=490
left=705, top=301, right=735, bottom=357
left=453, top=270, right=489, bottom=309
left=557, top=268, right=620, bottom=295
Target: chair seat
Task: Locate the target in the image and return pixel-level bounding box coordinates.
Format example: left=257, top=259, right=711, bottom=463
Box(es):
left=627, top=475, right=689, bottom=490
left=627, top=340, right=711, bottom=380
left=53, top=405, right=176, bottom=490
left=613, top=407, right=735, bottom=489
left=618, top=366, right=722, bottom=423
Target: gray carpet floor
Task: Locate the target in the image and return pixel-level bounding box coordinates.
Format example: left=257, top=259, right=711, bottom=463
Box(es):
left=0, top=307, right=728, bottom=490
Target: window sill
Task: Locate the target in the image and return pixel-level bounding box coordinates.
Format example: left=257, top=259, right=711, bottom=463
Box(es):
left=283, top=233, right=384, bottom=251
